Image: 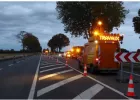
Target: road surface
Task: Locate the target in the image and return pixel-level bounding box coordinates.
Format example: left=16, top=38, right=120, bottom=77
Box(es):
left=0, top=54, right=139, bottom=99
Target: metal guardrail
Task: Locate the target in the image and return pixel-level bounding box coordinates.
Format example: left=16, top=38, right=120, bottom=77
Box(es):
left=123, top=62, right=140, bottom=67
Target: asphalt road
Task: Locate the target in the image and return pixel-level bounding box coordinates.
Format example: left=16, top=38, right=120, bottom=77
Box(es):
left=0, top=55, right=40, bottom=99
left=0, top=54, right=140, bottom=99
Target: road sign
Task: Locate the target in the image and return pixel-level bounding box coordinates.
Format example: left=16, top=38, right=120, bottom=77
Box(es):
left=115, top=52, right=140, bottom=62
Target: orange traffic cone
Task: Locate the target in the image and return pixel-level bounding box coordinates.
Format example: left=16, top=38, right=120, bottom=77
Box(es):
left=56, top=58, right=58, bottom=63
left=83, top=64, right=87, bottom=76
left=126, top=74, right=136, bottom=97
left=65, top=60, right=68, bottom=67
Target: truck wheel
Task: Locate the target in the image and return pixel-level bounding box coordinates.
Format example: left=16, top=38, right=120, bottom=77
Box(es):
left=78, top=61, right=83, bottom=70
left=90, top=64, right=98, bottom=74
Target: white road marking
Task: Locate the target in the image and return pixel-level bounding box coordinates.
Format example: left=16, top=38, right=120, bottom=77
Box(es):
left=37, top=74, right=83, bottom=97
left=123, top=71, right=140, bottom=77
left=40, top=66, right=65, bottom=73
left=41, top=62, right=63, bottom=65
left=28, top=54, right=42, bottom=99
left=73, top=84, right=104, bottom=99
left=9, top=64, right=13, bottom=66
left=39, top=69, right=73, bottom=81
left=59, top=61, right=134, bottom=100
left=0, top=68, right=3, bottom=71
left=17, top=61, right=20, bottom=63
left=40, top=64, right=64, bottom=69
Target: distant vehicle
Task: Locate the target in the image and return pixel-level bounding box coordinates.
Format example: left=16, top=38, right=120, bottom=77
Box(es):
left=64, top=51, right=71, bottom=58
left=78, top=33, right=124, bottom=73
left=43, top=50, right=49, bottom=55
left=58, top=53, right=62, bottom=57
left=70, top=46, right=84, bottom=59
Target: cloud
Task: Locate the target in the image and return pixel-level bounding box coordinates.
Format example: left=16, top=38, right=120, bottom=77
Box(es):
left=0, top=2, right=140, bottom=51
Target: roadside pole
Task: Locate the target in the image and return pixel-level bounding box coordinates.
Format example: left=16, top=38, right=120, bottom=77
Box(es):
left=116, top=62, right=128, bottom=83
left=130, top=63, right=138, bottom=83
left=120, top=62, right=123, bottom=81
left=131, top=63, right=134, bottom=74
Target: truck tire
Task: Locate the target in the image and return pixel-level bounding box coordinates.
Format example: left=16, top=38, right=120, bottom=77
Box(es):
left=90, top=64, right=98, bottom=74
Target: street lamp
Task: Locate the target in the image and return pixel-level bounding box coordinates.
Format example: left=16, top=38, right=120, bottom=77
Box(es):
left=97, top=21, right=102, bottom=26
left=97, top=21, right=102, bottom=33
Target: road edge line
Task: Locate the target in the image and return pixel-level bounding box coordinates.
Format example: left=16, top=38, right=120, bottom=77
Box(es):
left=59, top=60, right=134, bottom=100
left=28, top=54, right=41, bottom=99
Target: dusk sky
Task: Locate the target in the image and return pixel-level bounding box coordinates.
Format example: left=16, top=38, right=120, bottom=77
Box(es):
left=0, top=1, right=140, bottom=51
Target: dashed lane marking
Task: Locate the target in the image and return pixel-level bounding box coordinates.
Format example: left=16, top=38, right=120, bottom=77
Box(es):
left=0, top=68, right=3, bottom=71
left=40, top=66, right=65, bottom=73
left=28, top=54, right=42, bottom=99
left=8, top=64, right=14, bottom=66
left=41, top=62, right=63, bottom=65
left=17, top=61, right=20, bottom=63
left=37, top=74, right=83, bottom=97
left=59, top=60, right=133, bottom=100
left=40, top=64, right=64, bottom=69
left=39, top=69, right=73, bottom=81
left=73, top=84, right=104, bottom=99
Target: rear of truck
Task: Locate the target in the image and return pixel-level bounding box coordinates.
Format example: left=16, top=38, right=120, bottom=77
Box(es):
left=78, top=38, right=121, bottom=72
left=96, top=42, right=120, bottom=71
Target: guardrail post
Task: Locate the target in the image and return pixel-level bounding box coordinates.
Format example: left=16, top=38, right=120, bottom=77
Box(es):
left=116, top=61, right=128, bottom=83
left=131, top=62, right=134, bottom=74
left=120, top=62, right=123, bottom=81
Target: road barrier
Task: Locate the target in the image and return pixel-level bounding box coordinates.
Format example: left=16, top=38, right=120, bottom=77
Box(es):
left=115, top=52, right=140, bottom=82
left=115, top=52, right=140, bottom=62
left=115, top=52, right=139, bottom=98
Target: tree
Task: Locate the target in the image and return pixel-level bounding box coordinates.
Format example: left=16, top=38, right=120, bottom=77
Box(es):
left=133, top=9, right=140, bottom=36
left=16, top=31, right=42, bottom=52
left=56, top=2, right=129, bottom=39
left=23, top=33, right=42, bottom=52
left=16, top=31, right=26, bottom=50
left=48, top=33, right=70, bottom=52
left=48, top=39, right=55, bottom=52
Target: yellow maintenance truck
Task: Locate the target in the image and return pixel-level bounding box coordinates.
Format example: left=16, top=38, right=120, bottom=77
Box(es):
left=78, top=33, right=124, bottom=73
left=70, top=46, right=84, bottom=59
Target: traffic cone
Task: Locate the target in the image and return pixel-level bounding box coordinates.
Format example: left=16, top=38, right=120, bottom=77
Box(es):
left=83, top=64, right=87, bottom=76
left=126, top=74, right=136, bottom=97
left=56, top=58, right=58, bottom=63
left=65, top=60, right=68, bottom=67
